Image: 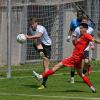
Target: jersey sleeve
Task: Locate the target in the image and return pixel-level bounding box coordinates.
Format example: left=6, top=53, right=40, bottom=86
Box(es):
left=37, top=26, right=44, bottom=34
left=73, top=27, right=80, bottom=38
left=85, top=34, right=94, bottom=41
left=70, top=19, right=75, bottom=31
left=89, top=27, right=94, bottom=36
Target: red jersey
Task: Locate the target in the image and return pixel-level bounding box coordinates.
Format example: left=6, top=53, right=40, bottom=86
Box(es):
left=61, top=33, right=93, bottom=69
left=72, top=33, right=93, bottom=58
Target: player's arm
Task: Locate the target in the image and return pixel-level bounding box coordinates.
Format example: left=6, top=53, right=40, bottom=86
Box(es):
left=72, top=36, right=77, bottom=46
left=71, top=27, right=80, bottom=45
left=93, top=39, right=100, bottom=44
left=26, top=32, right=42, bottom=39
left=67, top=20, right=74, bottom=42
left=66, top=29, right=73, bottom=42
left=68, top=29, right=73, bottom=36
left=89, top=42, right=94, bottom=50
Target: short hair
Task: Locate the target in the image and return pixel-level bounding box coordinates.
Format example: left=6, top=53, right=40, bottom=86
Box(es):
left=82, top=15, right=88, bottom=20
left=80, top=23, right=88, bottom=29
left=28, top=17, right=38, bottom=26
left=77, top=10, right=84, bottom=15
left=31, top=17, right=38, bottom=23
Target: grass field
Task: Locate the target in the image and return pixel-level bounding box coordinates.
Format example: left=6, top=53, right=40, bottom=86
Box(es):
left=0, top=61, right=100, bottom=100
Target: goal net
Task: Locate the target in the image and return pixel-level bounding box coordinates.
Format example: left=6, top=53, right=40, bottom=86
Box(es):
left=0, top=0, right=100, bottom=77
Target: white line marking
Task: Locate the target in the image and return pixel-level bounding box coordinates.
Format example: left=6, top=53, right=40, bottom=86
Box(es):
left=0, top=93, right=99, bottom=100
left=0, top=70, right=100, bottom=79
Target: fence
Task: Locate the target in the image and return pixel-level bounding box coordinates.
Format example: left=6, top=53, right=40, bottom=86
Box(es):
left=0, top=0, right=100, bottom=77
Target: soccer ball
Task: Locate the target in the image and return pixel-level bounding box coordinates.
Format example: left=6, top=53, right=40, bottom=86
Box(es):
left=17, top=34, right=26, bottom=43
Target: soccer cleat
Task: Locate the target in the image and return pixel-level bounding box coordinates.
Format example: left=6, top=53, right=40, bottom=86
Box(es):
left=70, top=77, right=74, bottom=84
left=90, top=86, right=96, bottom=93
left=92, top=89, right=96, bottom=93
left=38, top=85, right=46, bottom=90
left=87, top=67, right=92, bottom=75
left=32, top=71, right=43, bottom=82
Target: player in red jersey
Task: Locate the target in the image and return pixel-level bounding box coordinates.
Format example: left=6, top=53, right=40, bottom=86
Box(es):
left=32, top=23, right=100, bottom=93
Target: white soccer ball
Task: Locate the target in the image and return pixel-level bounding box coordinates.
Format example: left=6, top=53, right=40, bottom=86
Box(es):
left=17, top=34, right=26, bottom=43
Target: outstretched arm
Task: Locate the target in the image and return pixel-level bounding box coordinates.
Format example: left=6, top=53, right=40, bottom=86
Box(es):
left=26, top=32, right=42, bottom=39
left=93, top=39, right=100, bottom=44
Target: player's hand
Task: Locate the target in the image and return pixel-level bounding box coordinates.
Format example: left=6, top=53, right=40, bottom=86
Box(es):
left=66, top=36, right=71, bottom=42
left=25, top=34, right=28, bottom=38
left=25, top=34, right=32, bottom=39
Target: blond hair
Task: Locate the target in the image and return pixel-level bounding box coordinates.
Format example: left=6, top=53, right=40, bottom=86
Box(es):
left=82, top=15, right=88, bottom=20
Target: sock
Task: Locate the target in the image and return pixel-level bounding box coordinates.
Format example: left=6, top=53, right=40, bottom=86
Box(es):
left=42, top=69, right=54, bottom=78
left=42, top=77, right=48, bottom=87
left=82, top=75, right=92, bottom=87
left=71, top=68, right=75, bottom=77
left=83, top=65, right=87, bottom=74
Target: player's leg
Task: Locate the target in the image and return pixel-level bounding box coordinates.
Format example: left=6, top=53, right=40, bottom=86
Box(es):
left=70, top=67, right=75, bottom=83
left=38, top=43, right=51, bottom=89
left=33, top=62, right=64, bottom=81
left=35, top=42, right=50, bottom=72
left=33, top=43, right=47, bottom=89
left=70, top=36, right=77, bottom=83
left=32, top=56, right=74, bottom=88
left=41, top=43, right=51, bottom=71
left=76, top=68, right=96, bottom=93
left=83, top=51, right=92, bottom=75
left=32, top=44, right=45, bottom=89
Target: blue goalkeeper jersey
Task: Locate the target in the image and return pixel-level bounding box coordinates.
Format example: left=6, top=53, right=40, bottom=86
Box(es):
left=70, top=18, right=82, bottom=31
left=70, top=18, right=94, bottom=31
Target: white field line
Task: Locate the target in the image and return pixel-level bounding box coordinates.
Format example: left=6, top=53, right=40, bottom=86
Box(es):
left=0, top=70, right=100, bottom=80
left=0, top=93, right=100, bottom=100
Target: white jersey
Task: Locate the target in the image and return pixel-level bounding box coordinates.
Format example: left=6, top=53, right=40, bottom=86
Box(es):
left=29, top=25, right=51, bottom=46
left=73, top=26, right=94, bottom=38
left=73, top=26, right=94, bottom=51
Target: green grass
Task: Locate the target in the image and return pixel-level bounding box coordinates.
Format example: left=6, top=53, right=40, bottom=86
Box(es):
left=0, top=61, right=100, bottom=100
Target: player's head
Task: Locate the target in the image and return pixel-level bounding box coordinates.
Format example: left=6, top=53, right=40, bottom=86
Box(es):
left=79, top=23, right=88, bottom=35
left=82, top=15, right=88, bottom=23
left=30, top=17, right=38, bottom=29
left=77, top=10, right=84, bottom=20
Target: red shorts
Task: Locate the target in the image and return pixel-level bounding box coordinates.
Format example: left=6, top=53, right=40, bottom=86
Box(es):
left=61, top=56, right=82, bottom=69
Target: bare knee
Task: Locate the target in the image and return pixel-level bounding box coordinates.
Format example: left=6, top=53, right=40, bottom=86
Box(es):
left=52, top=62, right=63, bottom=72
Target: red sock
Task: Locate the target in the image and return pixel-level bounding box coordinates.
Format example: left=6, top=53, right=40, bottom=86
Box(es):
left=42, top=69, right=54, bottom=78
left=82, top=75, right=92, bottom=87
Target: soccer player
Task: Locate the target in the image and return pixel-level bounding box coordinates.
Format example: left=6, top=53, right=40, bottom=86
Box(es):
left=70, top=15, right=94, bottom=83
left=67, top=10, right=83, bottom=42
left=26, top=17, right=52, bottom=89
left=67, top=10, right=83, bottom=83
left=32, top=23, right=100, bottom=93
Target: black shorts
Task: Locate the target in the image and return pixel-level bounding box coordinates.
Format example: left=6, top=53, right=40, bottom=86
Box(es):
left=84, top=51, right=89, bottom=59
left=41, top=43, right=51, bottom=59
left=33, top=43, right=51, bottom=59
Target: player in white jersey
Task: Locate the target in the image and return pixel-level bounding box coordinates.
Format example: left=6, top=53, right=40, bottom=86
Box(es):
left=70, top=16, right=94, bottom=83
left=26, top=17, right=52, bottom=89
